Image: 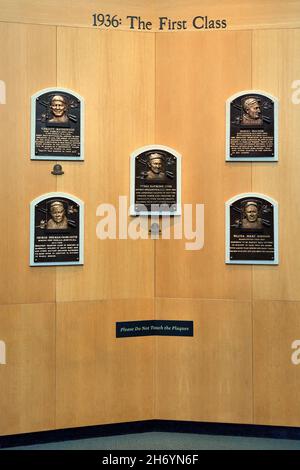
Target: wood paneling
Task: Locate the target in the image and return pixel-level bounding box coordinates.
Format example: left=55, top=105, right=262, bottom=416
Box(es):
left=0, top=303, right=55, bottom=436
left=157, top=0, right=300, bottom=31
left=0, top=23, right=57, bottom=305
left=252, top=30, right=300, bottom=301
left=253, top=301, right=300, bottom=426
left=155, top=31, right=252, bottom=300
left=1, top=4, right=300, bottom=436
left=56, top=299, right=154, bottom=428
left=0, top=0, right=299, bottom=31
left=0, top=0, right=154, bottom=31
left=55, top=28, right=155, bottom=302
left=155, top=299, right=253, bottom=423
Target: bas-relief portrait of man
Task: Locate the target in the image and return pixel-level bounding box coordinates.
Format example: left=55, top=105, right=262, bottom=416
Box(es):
left=240, top=201, right=263, bottom=229
left=241, top=97, right=263, bottom=126
left=35, top=90, right=80, bottom=129
left=145, top=152, right=168, bottom=181
left=46, top=201, right=69, bottom=230
left=47, top=95, right=70, bottom=125
left=135, top=150, right=175, bottom=183
left=230, top=197, right=274, bottom=232
left=36, top=198, right=79, bottom=232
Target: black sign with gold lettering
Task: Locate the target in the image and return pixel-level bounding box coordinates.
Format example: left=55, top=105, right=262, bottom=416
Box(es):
left=116, top=320, right=194, bottom=338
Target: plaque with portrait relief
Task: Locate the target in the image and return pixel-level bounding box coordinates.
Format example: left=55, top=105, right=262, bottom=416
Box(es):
left=226, top=90, right=278, bottom=161
left=31, top=88, right=84, bottom=160
left=130, top=145, right=181, bottom=216
left=225, top=193, right=278, bottom=264
left=30, top=193, right=84, bottom=266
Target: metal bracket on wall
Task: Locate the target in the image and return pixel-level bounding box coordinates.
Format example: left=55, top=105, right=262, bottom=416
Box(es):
left=149, top=221, right=161, bottom=238
left=51, top=164, right=64, bottom=175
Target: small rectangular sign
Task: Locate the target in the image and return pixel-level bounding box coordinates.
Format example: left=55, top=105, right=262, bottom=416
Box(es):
left=116, top=320, right=194, bottom=338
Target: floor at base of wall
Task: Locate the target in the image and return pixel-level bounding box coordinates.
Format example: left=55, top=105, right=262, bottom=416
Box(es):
left=2, top=431, right=300, bottom=450
left=2, top=421, right=300, bottom=450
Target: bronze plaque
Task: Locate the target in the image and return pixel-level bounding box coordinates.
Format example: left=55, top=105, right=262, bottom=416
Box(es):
left=226, top=194, right=278, bottom=264
left=31, top=88, right=84, bottom=160
left=30, top=193, right=84, bottom=266
left=130, top=146, right=181, bottom=216
left=226, top=91, right=278, bottom=161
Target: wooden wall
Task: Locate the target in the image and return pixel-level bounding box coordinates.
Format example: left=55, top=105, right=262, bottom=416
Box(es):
left=155, top=28, right=300, bottom=427
left=0, top=0, right=299, bottom=31
left=0, top=0, right=300, bottom=435
left=0, top=22, right=155, bottom=436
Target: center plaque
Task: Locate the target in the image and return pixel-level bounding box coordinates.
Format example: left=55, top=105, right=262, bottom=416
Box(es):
left=225, top=193, right=278, bottom=265
left=31, top=87, right=84, bottom=161
left=130, top=145, right=181, bottom=216
left=226, top=90, right=278, bottom=162
left=30, top=193, right=84, bottom=266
